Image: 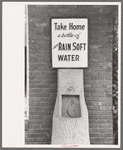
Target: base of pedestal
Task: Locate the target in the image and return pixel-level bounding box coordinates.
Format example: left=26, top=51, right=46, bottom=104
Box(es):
left=51, top=96, right=90, bottom=145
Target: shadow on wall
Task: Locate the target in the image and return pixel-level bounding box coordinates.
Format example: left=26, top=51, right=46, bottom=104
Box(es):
left=113, top=14, right=118, bottom=145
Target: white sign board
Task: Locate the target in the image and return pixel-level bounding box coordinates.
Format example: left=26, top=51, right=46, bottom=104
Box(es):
left=52, top=19, right=88, bottom=68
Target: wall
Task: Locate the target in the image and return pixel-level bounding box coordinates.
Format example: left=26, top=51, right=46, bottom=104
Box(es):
left=25, top=5, right=117, bottom=145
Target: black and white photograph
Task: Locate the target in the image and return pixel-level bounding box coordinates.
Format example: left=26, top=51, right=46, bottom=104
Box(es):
left=2, top=1, right=121, bottom=148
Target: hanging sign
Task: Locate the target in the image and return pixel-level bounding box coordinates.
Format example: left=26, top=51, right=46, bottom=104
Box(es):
left=51, top=18, right=88, bottom=68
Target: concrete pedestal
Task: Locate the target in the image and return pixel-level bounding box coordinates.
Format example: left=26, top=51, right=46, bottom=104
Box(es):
left=51, top=69, right=90, bottom=145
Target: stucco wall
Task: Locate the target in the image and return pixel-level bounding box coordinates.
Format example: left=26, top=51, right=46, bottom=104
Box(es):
left=25, top=5, right=117, bottom=145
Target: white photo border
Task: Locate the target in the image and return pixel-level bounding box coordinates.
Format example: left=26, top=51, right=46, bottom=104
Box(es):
left=2, top=1, right=121, bottom=148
